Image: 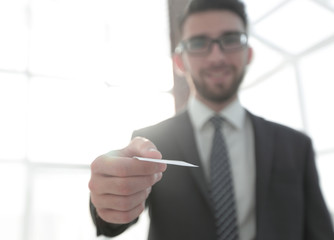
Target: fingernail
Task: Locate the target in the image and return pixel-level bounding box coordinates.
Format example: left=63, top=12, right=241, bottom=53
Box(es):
left=148, top=148, right=159, bottom=152
left=155, top=172, right=162, bottom=182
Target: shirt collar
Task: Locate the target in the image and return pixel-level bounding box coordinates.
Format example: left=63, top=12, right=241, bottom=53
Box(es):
left=188, top=96, right=246, bottom=131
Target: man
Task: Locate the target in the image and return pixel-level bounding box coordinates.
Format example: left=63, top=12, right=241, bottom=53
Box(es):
left=89, top=0, right=334, bottom=239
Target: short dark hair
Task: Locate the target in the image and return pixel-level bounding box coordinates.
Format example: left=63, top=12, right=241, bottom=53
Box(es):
left=179, top=0, right=248, bottom=33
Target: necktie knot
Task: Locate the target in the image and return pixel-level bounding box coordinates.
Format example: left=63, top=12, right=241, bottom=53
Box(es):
left=210, top=115, right=223, bottom=130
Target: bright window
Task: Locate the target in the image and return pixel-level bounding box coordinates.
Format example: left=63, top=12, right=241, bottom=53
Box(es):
left=0, top=0, right=333, bottom=240
left=0, top=0, right=172, bottom=239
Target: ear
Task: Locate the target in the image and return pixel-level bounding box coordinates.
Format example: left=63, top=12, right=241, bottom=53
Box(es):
left=172, top=53, right=186, bottom=75
left=247, top=46, right=253, bottom=65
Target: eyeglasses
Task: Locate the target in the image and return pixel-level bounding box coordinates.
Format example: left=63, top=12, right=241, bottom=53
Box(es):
left=175, top=32, right=248, bottom=56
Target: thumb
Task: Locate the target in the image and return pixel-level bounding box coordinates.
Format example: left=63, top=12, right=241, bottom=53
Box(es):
left=122, top=137, right=162, bottom=159
left=142, top=147, right=162, bottom=159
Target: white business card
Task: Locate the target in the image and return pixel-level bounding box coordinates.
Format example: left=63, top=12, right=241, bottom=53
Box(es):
left=134, top=156, right=198, bottom=168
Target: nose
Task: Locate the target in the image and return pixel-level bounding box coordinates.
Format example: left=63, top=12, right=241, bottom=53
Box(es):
left=207, top=41, right=226, bottom=61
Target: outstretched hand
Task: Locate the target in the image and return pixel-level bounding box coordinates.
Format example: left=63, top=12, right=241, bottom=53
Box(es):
left=89, top=137, right=167, bottom=224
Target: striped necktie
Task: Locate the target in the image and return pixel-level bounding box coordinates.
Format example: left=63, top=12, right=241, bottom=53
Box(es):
left=209, top=115, right=239, bottom=240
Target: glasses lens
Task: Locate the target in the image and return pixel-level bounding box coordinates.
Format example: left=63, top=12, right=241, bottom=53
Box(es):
left=178, top=32, right=248, bottom=55
left=220, top=33, right=247, bottom=52
left=185, top=37, right=210, bottom=54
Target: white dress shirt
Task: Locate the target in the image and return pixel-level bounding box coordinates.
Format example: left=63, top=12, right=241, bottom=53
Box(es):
left=188, top=96, right=256, bottom=240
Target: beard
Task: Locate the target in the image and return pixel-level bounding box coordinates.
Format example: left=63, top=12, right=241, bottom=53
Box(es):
left=191, top=65, right=246, bottom=103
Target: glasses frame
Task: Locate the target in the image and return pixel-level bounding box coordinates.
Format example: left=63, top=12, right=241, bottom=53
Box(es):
left=175, top=32, right=248, bottom=56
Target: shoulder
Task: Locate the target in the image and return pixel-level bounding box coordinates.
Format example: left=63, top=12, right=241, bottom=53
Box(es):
left=248, top=111, right=312, bottom=144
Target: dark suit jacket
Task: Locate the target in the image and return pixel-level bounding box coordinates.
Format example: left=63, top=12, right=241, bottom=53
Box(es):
left=91, top=110, right=334, bottom=240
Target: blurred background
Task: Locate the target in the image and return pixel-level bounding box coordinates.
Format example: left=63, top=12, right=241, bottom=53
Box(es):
left=0, top=0, right=333, bottom=239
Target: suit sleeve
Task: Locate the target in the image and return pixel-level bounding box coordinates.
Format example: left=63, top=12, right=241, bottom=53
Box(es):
left=90, top=197, right=138, bottom=237
left=304, top=139, right=334, bottom=239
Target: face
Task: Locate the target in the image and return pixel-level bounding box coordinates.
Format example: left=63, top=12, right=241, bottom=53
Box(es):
left=176, top=10, right=252, bottom=109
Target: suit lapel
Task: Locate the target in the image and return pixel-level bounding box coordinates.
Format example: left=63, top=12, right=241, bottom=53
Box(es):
left=173, top=111, right=213, bottom=209
left=171, top=111, right=276, bottom=219
left=249, top=113, right=274, bottom=239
